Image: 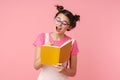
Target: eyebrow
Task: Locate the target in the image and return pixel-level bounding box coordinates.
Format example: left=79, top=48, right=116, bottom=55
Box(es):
left=57, top=17, right=69, bottom=23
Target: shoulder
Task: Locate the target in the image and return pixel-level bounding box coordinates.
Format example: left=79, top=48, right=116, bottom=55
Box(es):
left=37, top=32, right=50, bottom=39
left=38, top=33, right=45, bottom=37
left=65, top=34, right=72, bottom=40
left=33, top=33, right=46, bottom=47
left=65, top=34, right=76, bottom=42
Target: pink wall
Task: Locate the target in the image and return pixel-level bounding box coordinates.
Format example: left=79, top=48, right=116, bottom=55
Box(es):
left=0, top=0, right=120, bottom=80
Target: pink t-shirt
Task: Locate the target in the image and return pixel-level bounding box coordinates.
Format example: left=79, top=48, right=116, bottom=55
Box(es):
left=33, top=32, right=79, bottom=55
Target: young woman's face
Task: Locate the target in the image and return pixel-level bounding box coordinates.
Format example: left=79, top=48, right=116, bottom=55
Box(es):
left=54, top=13, right=70, bottom=34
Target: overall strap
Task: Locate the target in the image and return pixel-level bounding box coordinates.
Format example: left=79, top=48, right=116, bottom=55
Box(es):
left=45, top=33, right=49, bottom=44
left=64, top=39, right=75, bottom=45
left=71, top=39, right=75, bottom=45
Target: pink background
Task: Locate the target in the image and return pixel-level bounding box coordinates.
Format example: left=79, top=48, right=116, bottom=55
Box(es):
left=0, top=0, right=120, bottom=80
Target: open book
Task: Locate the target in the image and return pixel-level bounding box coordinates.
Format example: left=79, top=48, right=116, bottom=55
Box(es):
left=40, top=40, right=72, bottom=65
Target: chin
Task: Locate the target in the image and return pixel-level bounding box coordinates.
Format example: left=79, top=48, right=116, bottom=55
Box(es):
left=54, top=31, right=63, bottom=35
left=55, top=31, right=61, bottom=34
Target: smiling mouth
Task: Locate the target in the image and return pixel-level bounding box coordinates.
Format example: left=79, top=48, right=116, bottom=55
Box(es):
left=56, top=26, right=62, bottom=32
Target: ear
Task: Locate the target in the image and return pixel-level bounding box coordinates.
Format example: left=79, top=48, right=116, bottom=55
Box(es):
left=67, top=27, right=72, bottom=31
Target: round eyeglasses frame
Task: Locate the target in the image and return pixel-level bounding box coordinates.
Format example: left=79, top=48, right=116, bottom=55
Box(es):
left=55, top=17, right=70, bottom=26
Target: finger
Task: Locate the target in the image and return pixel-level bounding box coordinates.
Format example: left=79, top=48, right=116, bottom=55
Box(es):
left=58, top=63, right=62, bottom=66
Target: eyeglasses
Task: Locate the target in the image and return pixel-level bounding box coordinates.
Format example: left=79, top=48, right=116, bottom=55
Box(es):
left=55, top=17, right=70, bottom=26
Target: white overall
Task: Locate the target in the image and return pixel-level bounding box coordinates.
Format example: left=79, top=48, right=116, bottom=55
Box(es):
left=37, top=33, right=74, bottom=80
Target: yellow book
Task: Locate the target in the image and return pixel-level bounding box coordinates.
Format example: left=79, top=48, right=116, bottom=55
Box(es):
left=40, top=40, right=72, bottom=65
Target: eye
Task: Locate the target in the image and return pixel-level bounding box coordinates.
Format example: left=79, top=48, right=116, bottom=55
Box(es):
left=62, top=21, right=68, bottom=25
left=55, top=18, right=61, bottom=22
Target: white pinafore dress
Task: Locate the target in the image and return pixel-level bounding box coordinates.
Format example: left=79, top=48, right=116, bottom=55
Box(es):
left=37, top=33, right=74, bottom=80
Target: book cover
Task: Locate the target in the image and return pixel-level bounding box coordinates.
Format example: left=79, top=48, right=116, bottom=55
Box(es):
left=40, top=40, right=72, bottom=65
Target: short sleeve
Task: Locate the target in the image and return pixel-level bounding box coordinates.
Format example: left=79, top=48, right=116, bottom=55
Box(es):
left=70, top=40, right=79, bottom=55
left=33, top=33, right=45, bottom=47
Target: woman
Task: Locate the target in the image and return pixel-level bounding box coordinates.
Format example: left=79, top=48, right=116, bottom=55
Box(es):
left=33, top=5, right=80, bottom=80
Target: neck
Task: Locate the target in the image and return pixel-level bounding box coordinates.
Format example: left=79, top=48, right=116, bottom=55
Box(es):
left=51, top=32, right=65, bottom=40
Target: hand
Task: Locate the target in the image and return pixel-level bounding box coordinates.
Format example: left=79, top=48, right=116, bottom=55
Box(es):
left=54, top=63, right=65, bottom=72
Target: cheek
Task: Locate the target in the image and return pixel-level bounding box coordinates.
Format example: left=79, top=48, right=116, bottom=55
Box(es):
left=54, top=22, right=57, bottom=25
left=63, top=26, right=69, bottom=31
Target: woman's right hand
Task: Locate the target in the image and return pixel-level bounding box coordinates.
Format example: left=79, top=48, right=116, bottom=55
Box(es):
left=34, top=47, right=43, bottom=70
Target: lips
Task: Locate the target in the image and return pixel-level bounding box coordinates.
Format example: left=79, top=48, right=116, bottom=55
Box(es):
left=56, top=26, right=62, bottom=32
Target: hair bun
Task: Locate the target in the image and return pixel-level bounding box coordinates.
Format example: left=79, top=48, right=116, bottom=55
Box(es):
left=55, top=5, right=64, bottom=12
left=74, top=15, right=80, bottom=21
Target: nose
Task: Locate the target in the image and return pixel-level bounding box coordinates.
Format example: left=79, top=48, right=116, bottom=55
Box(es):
left=58, top=22, right=62, bottom=26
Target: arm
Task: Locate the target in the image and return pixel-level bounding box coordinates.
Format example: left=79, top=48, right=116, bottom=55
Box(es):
left=33, top=42, right=52, bottom=70
left=54, top=54, right=77, bottom=76
left=61, top=54, right=77, bottom=76
left=34, top=47, right=43, bottom=70
left=55, top=40, right=79, bottom=76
